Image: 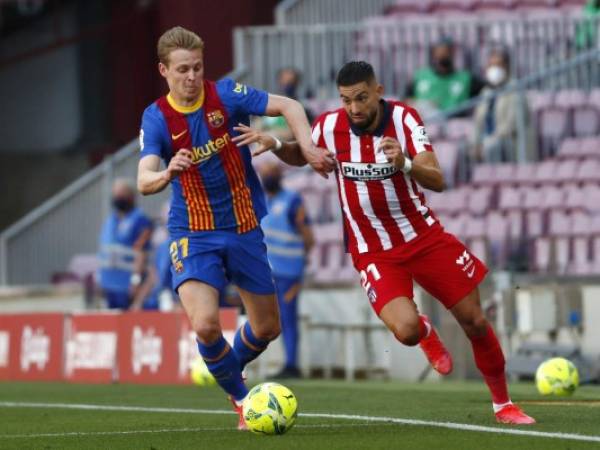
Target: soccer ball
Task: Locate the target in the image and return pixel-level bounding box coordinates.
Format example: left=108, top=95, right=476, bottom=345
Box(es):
left=535, top=357, right=579, bottom=396
left=242, top=382, right=298, bottom=435
left=190, top=357, right=216, bottom=386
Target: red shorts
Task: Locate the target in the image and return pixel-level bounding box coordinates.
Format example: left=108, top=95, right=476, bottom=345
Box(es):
left=352, top=230, right=488, bottom=315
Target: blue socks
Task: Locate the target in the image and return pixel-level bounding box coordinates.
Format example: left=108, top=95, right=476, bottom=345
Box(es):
left=196, top=335, right=247, bottom=401
left=233, top=322, right=270, bottom=370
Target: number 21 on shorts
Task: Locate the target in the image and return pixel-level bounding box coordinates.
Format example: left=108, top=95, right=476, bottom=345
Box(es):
left=360, top=263, right=381, bottom=303
left=169, top=237, right=188, bottom=273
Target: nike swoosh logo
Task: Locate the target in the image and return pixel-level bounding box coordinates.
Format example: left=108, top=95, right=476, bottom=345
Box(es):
left=467, top=266, right=476, bottom=278
left=171, top=130, right=187, bottom=140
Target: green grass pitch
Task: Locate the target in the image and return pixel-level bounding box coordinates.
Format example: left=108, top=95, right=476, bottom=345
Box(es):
left=1, top=380, right=599, bottom=449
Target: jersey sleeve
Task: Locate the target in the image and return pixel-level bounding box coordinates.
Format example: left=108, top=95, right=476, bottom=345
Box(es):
left=311, top=114, right=327, bottom=147
left=219, top=78, right=269, bottom=117
left=402, top=106, right=433, bottom=158
left=139, top=107, right=166, bottom=159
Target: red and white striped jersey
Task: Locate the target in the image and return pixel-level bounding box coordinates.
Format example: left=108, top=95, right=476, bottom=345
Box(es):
left=311, top=100, right=441, bottom=255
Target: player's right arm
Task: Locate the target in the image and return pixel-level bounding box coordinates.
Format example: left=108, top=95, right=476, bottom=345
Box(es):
left=137, top=150, right=193, bottom=195
left=137, top=107, right=194, bottom=195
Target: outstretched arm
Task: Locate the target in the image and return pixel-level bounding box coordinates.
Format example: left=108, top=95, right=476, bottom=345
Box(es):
left=249, top=94, right=335, bottom=177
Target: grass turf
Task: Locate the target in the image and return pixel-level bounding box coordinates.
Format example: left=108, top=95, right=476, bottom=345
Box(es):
left=0, top=380, right=599, bottom=449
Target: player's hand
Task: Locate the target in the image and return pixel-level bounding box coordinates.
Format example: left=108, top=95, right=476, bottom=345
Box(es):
left=377, top=137, right=406, bottom=170
left=302, top=145, right=336, bottom=179
left=232, top=123, right=276, bottom=156
left=164, top=149, right=193, bottom=180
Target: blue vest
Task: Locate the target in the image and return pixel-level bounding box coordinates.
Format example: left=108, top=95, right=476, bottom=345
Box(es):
left=98, top=208, right=151, bottom=292
left=262, top=190, right=305, bottom=279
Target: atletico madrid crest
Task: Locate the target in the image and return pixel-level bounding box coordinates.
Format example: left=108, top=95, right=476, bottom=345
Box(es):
left=207, top=110, right=225, bottom=128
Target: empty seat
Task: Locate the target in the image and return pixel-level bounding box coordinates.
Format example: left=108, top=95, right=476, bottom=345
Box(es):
left=554, top=89, right=588, bottom=109
left=467, top=186, right=493, bottom=215
left=471, top=164, right=496, bottom=185
left=498, top=185, right=523, bottom=210
left=573, top=106, right=600, bottom=137
left=548, top=210, right=571, bottom=236
left=513, top=164, right=537, bottom=185
left=535, top=160, right=559, bottom=183
left=539, top=108, right=570, bottom=139
left=554, top=159, right=578, bottom=183
left=539, top=185, right=565, bottom=210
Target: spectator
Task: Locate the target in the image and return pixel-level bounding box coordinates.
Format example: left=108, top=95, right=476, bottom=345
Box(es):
left=575, top=0, right=600, bottom=50
left=471, top=49, right=534, bottom=163
left=131, top=203, right=174, bottom=311
left=259, top=161, right=314, bottom=379
left=405, top=38, right=483, bottom=115
left=97, top=178, right=153, bottom=309
left=260, top=67, right=314, bottom=141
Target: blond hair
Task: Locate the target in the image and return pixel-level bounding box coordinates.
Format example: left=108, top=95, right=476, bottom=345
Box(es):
left=157, top=26, right=204, bottom=65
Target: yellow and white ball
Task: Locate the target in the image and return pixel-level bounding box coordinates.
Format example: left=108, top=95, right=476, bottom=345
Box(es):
left=243, top=382, right=298, bottom=435
left=535, top=357, right=579, bottom=396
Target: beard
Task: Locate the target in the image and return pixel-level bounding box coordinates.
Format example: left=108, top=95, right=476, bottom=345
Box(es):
left=349, top=108, right=378, bottom=131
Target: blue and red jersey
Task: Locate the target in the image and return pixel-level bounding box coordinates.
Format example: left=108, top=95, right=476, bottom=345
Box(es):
left=139, top=78, right=269, bottom=236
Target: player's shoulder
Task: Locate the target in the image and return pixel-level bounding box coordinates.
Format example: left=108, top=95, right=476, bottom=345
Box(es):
left=142, top=100, right=165, bottom=123
left=386, top=99, right=417, bottom=114
left=312, top=107, right=345, bottom=128
left=216, top=77, right=255, bottom=98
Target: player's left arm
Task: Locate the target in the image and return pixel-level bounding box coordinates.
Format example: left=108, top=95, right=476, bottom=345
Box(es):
left=378, top=137, right=446, bottom=192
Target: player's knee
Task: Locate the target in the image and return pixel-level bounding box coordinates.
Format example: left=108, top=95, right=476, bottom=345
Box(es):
left=461, top=314, right=488, bottom=338
left=252, top=320, right=281, bottom=342
left=194, top=321, right=222, bottom=344
left=392, top=321, right=421, bottom=347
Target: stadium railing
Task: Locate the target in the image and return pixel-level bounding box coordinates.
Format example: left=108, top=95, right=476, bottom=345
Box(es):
left=233, top=15, right=600, bottom=99
left=275, top=0, right=398, bottom=25
left=0, top=141, right=169, bottom=286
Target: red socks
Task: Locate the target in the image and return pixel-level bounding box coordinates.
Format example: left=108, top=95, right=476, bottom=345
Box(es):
left=469, top=324, right=510, bottom=405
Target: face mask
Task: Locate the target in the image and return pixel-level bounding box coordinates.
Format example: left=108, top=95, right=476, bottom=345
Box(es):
left=283, top=83, right=297, bottom=99
left=486, top=66, right=507, bottom=86
left=112, top=197, right=134, bottom=213
left=262, top=175, right=281, bottom=194
left=435, top=57, right=453, bottom=73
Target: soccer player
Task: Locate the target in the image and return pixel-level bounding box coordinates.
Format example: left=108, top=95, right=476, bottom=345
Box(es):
left=232, top=61, right=536, bottom=425
left=136, top=26, right=333, bottom=430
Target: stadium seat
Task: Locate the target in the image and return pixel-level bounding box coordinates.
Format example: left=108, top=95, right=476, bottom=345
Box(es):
left=573, top=106, right=600, bottom=137
left=534, top=159, right=559, bottom=183
left=554, top=159, right=578, bottom=183
left=471, top=164, right=496, bottom=186
left=467, top=186, right=493, bottom=215
left=498, top=185, right=523, bottom=210
left=486, top=211, right=510, bottom=267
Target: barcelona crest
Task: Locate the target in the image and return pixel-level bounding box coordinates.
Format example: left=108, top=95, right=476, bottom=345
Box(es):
left=207, top=110, right=225, bottom=128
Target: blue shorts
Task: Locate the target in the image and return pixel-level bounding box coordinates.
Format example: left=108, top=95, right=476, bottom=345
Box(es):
left=170, top=227, right=275, bottom=295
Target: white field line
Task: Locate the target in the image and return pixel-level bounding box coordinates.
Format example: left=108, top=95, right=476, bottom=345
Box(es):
left=0, top=423, right=383, bottom=439
left=1, top=401, right=600, bottom=443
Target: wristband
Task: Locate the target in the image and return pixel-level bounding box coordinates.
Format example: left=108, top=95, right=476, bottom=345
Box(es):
left=270, top=135, right=283, bottom=152
left=401, top=157, right=413, bottom=174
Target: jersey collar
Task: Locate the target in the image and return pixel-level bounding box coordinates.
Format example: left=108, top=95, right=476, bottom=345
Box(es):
left=348, top=99, right=391, bottom=137
left=166, top=89, right=205, bottom=114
